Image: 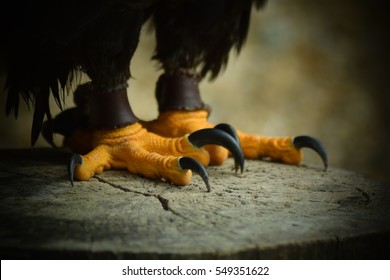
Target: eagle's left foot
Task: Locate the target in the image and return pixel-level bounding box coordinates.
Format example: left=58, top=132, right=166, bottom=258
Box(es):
left=142, top=109, right=327, bottom=170
left=142, top=71, right=328, bottom=170
left=237, top=131, right=328, bottom=170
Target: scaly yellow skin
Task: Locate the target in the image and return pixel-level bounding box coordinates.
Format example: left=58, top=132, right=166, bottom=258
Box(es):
left=67, top=122, right=210, bottom=186
left=236, top=132, right=302, bottom=164
left=65, top=109, right=303, bottom=186
left=140, top=110, right=227, bottom=165
left=141, top=109, right=303, bottom=165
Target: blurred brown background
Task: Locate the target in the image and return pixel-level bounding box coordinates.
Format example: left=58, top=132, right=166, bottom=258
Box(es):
left=1, top=0, right=389, bottom=184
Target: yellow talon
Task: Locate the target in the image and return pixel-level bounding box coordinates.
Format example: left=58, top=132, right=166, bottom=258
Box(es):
left=142, top=109, right=304, bottom=166
left=68, top=122, right=209, bottom=186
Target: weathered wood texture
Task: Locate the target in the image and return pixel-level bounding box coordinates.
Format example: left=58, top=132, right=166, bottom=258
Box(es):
left=0, top=148, right=389, bottom=259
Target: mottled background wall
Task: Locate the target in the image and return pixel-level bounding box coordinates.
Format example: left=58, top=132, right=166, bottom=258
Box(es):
left=1, top=0, right=389, bottom=184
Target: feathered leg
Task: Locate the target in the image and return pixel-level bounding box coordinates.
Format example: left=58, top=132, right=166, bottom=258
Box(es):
left=143, top=0, right=327, bottom=169
left=42, top=5, right=243, bottom=189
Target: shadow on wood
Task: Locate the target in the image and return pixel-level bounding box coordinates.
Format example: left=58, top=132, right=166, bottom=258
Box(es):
left=0, top=148, right=389, bottom=259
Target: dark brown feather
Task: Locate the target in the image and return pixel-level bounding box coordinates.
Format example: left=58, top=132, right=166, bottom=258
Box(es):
left=1, top=0, right=266, bottom=144
left=152, top=0, right=267, bottom=79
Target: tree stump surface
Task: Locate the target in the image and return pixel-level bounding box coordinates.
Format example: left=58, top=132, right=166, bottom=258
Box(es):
left=0, top=148, right=389, bottom=259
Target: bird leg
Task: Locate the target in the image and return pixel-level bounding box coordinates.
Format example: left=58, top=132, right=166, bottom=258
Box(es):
left=140, top=70, right=229, bottom=165
left=44, top=83, right=244, bottom=190
left=142, top=70, right=328, bottom=169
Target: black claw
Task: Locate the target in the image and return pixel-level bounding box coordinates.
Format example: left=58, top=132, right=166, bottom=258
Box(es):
left=188, top=127, right=245, bottom=174
left=293, top=136, right=328, bottom=171
left=214, top=123, right=241, bottom=145
left=41, top=108, right=79, bottom=147
left=179, top=157, right=210, bottom=192
left=68, top=153, right=83, bottom=186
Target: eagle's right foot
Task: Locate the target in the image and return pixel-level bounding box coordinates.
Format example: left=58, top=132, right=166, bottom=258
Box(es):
left=48, top=120, right=243, bottom=191
left=42, top=83, right=244, bottom=190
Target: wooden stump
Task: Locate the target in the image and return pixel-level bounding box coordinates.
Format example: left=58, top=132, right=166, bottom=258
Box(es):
left=0, top=148, right=389, bottom=259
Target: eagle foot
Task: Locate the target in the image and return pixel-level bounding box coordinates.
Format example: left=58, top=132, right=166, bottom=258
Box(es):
left=66, top=122, right=243, bottom=190
left=142, top=109, right=328, bottom=170
left=141, top=110, right=230, bottom=165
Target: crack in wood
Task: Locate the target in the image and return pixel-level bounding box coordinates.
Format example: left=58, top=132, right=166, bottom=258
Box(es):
left=156, top=195, right=169, bottom=211
left=94, top=176, right=183, bottom=217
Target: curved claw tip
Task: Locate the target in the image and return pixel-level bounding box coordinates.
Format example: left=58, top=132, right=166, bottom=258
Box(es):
left=214, top=123, right=241, bottom=145
left=188, top=127, right=245, bottom=174
left=293, top=136, right=328, bottom=171
left=68, top=153, right=83, bottom=186
left=178, top=157, right=210, bottom=192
